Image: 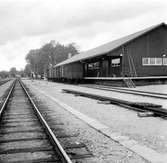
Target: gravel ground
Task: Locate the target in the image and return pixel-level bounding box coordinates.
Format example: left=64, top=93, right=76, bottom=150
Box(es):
left=132, top=84, right=167, bottom=94
left=0, top=80, right=13, bottom=98
left=23, top=79, right=149, bottom=163
left=23, top=79, right=167, bottom=156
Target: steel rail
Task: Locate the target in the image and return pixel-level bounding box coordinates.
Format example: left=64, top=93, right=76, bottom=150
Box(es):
left=62, top=88, right=167, bottom=117
left=81, top=84, right=167, bottom=99
left=99, top=85, right=167, bottom=96
left=19, top=80, right=72, bottom=163
left=0, top=79, right=16, bottom=118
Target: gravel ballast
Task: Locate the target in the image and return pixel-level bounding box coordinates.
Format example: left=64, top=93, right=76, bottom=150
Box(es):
left=23, top=79, right=150, bottom=163
left=0, top=80, right=13, bottom=98
left=23, top=80, right=167, bottom=155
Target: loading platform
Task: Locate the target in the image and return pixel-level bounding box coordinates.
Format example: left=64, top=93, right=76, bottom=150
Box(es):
left=84, top=76, right=167, bottom=87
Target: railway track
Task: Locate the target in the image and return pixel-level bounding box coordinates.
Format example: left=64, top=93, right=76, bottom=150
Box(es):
left=63, top=88, right=167, bottom=118
left=80, top=84, right=167, bottom=99
left=0, top=79, right=72, bottom=163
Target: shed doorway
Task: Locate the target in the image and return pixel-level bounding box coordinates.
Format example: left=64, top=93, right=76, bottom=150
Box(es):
left=109, top=57, right=122, bottom=77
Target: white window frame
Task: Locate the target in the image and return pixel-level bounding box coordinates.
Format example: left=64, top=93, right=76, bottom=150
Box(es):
left=111, top=58, right=120, bottom=67
left=163, top=58, right=167, bottom=65
left=155, top=58, right=163, bottom=65
left=142, top=57, right=163, bottom=66
left=88, top=62, right=100, bottom=70
left=150, top=58, right=156, bottom=65
left=142, top=58, right=149, bottom=65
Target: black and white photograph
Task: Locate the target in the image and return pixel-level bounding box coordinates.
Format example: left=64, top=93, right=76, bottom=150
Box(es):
left=0, top=0, right=167, bottom=162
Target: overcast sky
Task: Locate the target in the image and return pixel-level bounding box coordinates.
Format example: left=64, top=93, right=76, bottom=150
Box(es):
left=0, top=0, right=167, bottom=71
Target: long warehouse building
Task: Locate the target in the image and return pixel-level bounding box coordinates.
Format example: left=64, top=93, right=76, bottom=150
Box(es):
left=50, top=22, right=167, bottom=86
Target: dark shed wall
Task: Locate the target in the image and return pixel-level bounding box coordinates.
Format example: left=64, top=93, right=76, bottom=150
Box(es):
left=123, top=25, right=167, bottom=77
left=53, top=25, right=167, bottom=79
left=63, top=62, right=83, bottom=79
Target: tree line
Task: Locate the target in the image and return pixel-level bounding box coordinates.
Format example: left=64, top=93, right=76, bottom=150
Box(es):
left=0, top=40, right=79, bottom=79
left=0, top=67, right=24, bottom=78
left=25, top=40, right=79, bottom=78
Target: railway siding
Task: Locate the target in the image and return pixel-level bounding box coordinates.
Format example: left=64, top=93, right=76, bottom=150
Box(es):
left=23, top=79, right=152, bottom=163
left=23, top=79, right=167, bottom=162
left=62, top=88, right=167, bottom=117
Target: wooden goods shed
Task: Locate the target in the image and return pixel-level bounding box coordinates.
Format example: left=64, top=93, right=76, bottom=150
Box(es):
left=54, top=23, right=167, bottom=80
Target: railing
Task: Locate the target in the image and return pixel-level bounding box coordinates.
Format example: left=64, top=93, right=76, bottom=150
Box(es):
left=123, top=77, right=136, bottom=88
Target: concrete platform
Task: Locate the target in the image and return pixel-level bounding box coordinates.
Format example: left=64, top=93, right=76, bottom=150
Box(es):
left=84, top=76, right=167, bottom=86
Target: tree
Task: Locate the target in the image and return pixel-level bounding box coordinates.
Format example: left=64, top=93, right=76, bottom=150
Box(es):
left=9, top=67, right=17, bottom=77
left=25, top=41, right=79, bottom=78
left=26, top=49, right=41, bottom=75
left=0, top=71, right=9, bottom=78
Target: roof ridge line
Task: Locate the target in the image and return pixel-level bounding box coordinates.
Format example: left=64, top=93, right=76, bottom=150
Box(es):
left=55, top=22, right=167, bottom=67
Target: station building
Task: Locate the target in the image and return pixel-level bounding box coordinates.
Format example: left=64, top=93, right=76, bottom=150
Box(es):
left=53, top=23, right=167, bottom=86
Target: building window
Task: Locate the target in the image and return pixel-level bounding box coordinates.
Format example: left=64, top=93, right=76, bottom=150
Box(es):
left=111, top=58, right=120, bottom=67
left=142, top=58, right=149, bottom=65
left=163, top=58, right=167, bottom=65
left=142, top=57, right=163, bottom=66
left=156, top=58, right=163, bottom=65
left=88, top=62, right=100, bottom=70
left=150, top=58, right=156, bottom=65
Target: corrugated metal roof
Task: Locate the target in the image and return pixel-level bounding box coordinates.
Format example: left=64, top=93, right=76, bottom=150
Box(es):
left=55, top=23, right=166, bottom=67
